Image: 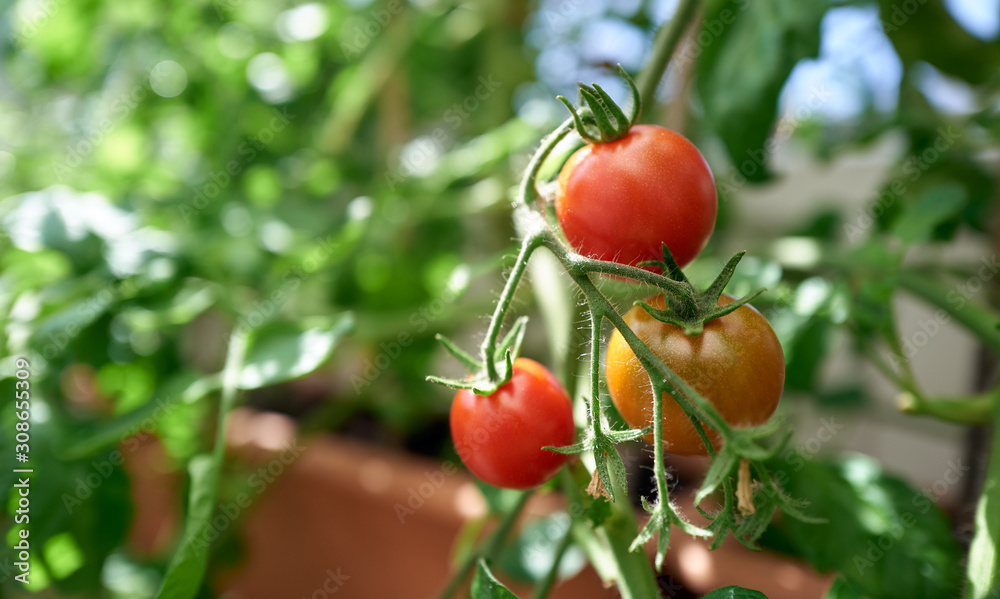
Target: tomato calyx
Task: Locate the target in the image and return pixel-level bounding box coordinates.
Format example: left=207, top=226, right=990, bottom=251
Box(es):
left=426, top=316, right=529, bottom=396
left=556, top=64, right=640, bottom=144
left=634, top=243, right=765, bottom=336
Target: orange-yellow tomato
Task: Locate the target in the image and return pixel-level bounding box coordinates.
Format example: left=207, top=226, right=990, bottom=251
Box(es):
left=605, top=294, right=784, bottom=456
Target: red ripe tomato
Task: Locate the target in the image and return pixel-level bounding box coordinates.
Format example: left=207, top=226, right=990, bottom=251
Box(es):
left=555, top=124, right=717, bottom=270
left=450, top=358, right=575, bottom=489
left=605, top=294, right=784, bottom=456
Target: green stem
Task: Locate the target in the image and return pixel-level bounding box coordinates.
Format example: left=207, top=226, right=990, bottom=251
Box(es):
left=437, top=491, right=533, bottom=599
left=965, top=400, right=1000, bottom=598
left=154, top=329, right=249, bottom=599
left=485, top=492, right=533, bottom=559
left=568, top=267, right=716, bottom=563
left=635, top=0, right=701, bottom=118
left=586, top=305, right=605, bottom=454
left=516, top=117, right=576, bottom=207
left=561, top=466, right=660, bottom=599
left=216, top=335, right=249, bottom=464
left=571, top=254, right=697, bottom=309
left=480, top=235, right=542, bottom=380
left=899, top=391, right=995, bottom=425
left=530, top=520, right=573, bottom=599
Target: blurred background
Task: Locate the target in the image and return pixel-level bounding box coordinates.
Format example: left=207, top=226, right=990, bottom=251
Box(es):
left=1, top=0, right=999, bottom=597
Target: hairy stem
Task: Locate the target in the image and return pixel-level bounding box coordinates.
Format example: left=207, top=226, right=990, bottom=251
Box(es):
left=561, top=467, right=660, bottom=599
left=481, top=235, right=542, bottom=380
left=570, top=254, right=696, bottom=308
left=587, top=304, right=606, bottom=448
left=516, top=117, right=576, bottom=207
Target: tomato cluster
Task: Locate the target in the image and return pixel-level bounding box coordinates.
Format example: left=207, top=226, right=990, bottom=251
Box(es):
left=447, top=119, right=783, bottom=489
left=560, top=126, right=782, bottom=456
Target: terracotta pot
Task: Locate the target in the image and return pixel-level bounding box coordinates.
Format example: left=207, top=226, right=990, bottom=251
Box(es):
left=214, top=409, right=609, bottom=598
left=126, top=408, right=834, bottom=598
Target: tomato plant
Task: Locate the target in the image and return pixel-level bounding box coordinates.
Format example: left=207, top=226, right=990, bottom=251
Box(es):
left=606, top=294, right=784, bottom=456
left=17, top=0, right=998, bottom=596
left=429, top=64, right=810, bottom=594
left=450, top=358, right=575, bottom=489
left=555, top=124, right=717, bottom=270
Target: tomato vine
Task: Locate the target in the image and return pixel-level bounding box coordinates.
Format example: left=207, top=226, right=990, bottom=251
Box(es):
left=429, top=3, right=817, bottom=585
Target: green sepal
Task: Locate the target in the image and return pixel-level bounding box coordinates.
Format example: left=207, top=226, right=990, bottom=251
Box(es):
left=495, top=316, right=528, bottom=367
left=558, top=64, right=640, bottom=144
left=435, top=333, right=482, bottom=370
left=636, top=246, right=768, bottom=336
left=557, top=95, right=600, bottom=144
left=696, top=448, right=738, bottom=505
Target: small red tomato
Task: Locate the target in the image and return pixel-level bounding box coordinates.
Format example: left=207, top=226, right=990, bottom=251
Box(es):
left=555, top=124, right=717, bottom=270
left=450, top=358, right=575, bottom=489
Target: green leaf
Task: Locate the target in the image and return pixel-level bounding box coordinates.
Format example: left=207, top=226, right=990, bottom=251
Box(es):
left=0, top=393, right=132, bottom=595
left=29, top=289, right=119, bottom=349
left=878, top=0, right=1000, bottom=85
left=238, top=314, right=353, bottom=389
left=497, top=513, right=585, bottom=584
left=823, top=577, right=865, bottom=599
left=120, top=278, right=219, bottom=331
left=435, top=333, right=482, bottom=370
left=542, top=440, right=590, bottom=455
left=1, top=186, right=136, bottom=257
left=57, top=373, right=219, bottom=460
left=470, top=560, right=519, bottom=599
left=495, top=316, right=529, bottom=369
left=474, top=481, right=526, bottom=514
left=0, top=248, right=71, bottom=292
left=702, top=586, right=769, bottom=599
left=767, top=453, right=962, bottom=599
left=698, top=0, right=828, bottom=182
left=873, top=146, right=993, bottom=241
left=784, top=316, right=831, bottom=392
left=891, top=183, right=967, bottom=244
